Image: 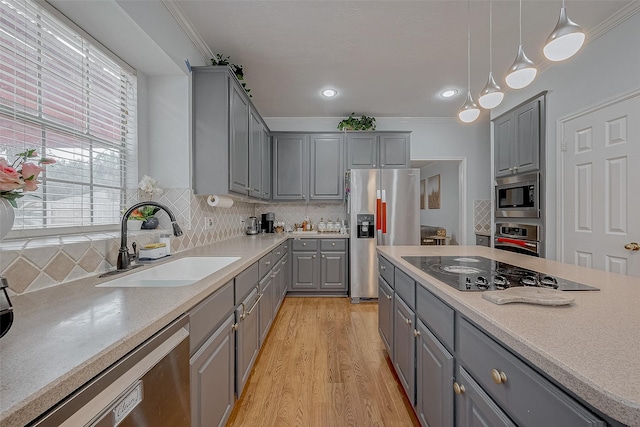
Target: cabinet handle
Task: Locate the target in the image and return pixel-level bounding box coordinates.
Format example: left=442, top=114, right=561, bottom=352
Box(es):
left=405, top=318, right=412, bottom=325
left=276, top=251, right=281, bottom=255
left=491, top=369, right=508, bottom=384
left=232, top=323, right=239, bottom=331
left=265, top=261, right=271, bottom=265
left=413, top=329, right=420, bottom=338
left=247, top=292, right=263, bottom=316
left=381, top=265, right=386, bottom=270
left=386, top=294, right=392, bottom=300
left=271, top=274, right=276, bottom=278
left=303, top=242, right=306, bottom=246
left=239, top=302, right=247, bottom=319
left=453, top=382, right=465, bottom=395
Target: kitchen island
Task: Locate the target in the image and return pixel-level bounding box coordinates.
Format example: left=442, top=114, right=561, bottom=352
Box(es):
left=377, top=245, right=640, bottom=426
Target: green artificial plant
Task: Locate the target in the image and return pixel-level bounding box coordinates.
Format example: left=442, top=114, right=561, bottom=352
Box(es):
left=337, top=113, right=377, bottom=131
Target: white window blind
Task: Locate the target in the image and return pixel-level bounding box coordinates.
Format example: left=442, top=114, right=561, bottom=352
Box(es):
left=0, top=0, right=137, bottom=234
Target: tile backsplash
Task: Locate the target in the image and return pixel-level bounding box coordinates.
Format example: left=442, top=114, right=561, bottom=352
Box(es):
left=0, top=194, right=347, bottom=295
left=0, top=189, right=254, bottom=295
left=473, top=200, right=492, bottom=234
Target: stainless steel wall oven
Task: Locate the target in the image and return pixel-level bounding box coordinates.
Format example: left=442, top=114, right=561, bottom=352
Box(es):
left=495, top=172, right=540, bottom=218
left=494, top=223, right=541, bottom=257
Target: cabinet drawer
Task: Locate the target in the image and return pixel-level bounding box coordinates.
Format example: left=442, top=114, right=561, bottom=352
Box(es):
left=394, top=268, right=415, bottom=310
left=378, top=255, right=394, bottom=287
left=281, top=241, right=289, bottom=258
left=189, top=280, right=234, bottom=355
left=475, top=234, right=490, bottom=247
left=291, top=239, right=318, bottom=251
left=258, top=253, right=273, bottom=279
left=272, top=243, right=285, bottom=261
left=458, top=318, right=605, bottom=427
left=416, top=285, right=454, bottom=350
left=320, top=239, right=346, bottom=251
left=235, top=262, right=259, bottom=303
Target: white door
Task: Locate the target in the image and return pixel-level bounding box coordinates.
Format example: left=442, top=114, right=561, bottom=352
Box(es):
left=562, top=93, right=640, bottom=277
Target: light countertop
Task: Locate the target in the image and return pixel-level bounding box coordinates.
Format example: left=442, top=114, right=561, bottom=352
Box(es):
left=0, top=232, right=347, bottom=427
left=377, top=245, right=640, bottom=426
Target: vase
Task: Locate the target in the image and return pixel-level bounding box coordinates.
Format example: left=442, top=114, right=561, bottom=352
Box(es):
left=0, top=199, right=15, bottom=240
left=127, top=219, right=143, bottom=231
left=141, top=217, right=159, bottom=230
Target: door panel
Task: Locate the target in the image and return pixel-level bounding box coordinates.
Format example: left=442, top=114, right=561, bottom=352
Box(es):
left=562, top=94, right=640, bottom=277
left=229, top=83, right=249, bottom=194
left=309, top=134, right=344, bottom=200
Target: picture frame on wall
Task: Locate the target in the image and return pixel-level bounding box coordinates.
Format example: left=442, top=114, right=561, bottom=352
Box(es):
left=427, top=174, right=440, bottom=209
left=420, top=179, right=426, bottom=210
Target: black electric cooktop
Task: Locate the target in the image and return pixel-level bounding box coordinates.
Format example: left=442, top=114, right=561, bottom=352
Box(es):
left=401, top=256, right=599, bottom=292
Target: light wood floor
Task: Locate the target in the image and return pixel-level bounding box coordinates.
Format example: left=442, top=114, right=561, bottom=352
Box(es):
left=226, top=297, right=419, bottom=427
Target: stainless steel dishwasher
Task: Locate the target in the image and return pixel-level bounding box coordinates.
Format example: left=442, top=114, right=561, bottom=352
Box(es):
left=30, top=315, right=190, bottom=427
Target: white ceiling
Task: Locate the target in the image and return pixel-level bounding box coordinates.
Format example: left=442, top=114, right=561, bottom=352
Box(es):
left=172, top=0, right=635, bottom=119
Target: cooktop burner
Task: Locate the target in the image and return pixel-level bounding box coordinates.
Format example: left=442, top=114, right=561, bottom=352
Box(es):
left=401, top=256, right=599, bottom=292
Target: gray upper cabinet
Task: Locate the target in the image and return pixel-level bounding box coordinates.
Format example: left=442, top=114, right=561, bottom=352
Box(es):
left=309, top=134, right=344, bottom=200
left=273, top=134, right=307, bottom=200
left=494, top=95, right=543, bottom=178
left=261, top=129, right=271, bottom=200
left=379, top=133, right=410, bottom=168
left=347, top=132, right=411, bottom=169
left=192, top=66, right=270, bottom=199
left=347, top=133, right=378, bottom=168
left=273, top=133, right=344, bottom=202
left=248, top=107, right=262, bottom=198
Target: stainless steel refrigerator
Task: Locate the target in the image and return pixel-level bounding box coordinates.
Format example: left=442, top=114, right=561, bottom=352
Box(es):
left=347, top=169, right=420, bottom=302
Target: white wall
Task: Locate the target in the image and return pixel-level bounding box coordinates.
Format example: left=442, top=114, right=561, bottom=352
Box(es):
left=491, top=10, right=640, bottom=259
left=266, top=117, right=491, bottom=244
left=420, top=162, right=460, bottom=244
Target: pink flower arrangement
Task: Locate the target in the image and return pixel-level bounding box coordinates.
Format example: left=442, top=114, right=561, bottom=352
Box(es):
left=0, top=149, right=56, bottom=207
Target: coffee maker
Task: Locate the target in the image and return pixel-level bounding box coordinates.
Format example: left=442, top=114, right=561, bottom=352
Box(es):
left=261, top=212, right=275, bottom=233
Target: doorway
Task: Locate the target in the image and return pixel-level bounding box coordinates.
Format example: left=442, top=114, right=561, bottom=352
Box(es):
left=411, top=159, right=466, bottom=245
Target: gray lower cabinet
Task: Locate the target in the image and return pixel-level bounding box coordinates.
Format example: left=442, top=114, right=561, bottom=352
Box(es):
left=258, top=272, right=274, bottom=346
left=393, top=294, right=415, bottom=404
left=190, top=314, right=235, bottom=427
left=416, top=319, right=454, bottom=427
left=236, top=287, right=260, bottom=398
left=455, top=366, right=516, bottom=427
left=377, top=275, right=393, bottom=356
left=346, top=132, right=411, bottom=169
left=280, top=249, right=289, bottom=298
left=290, top=239, right=347, bottom=294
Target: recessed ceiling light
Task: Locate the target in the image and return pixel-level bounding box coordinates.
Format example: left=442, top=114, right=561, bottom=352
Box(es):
left=322, top=89, right=338, bottom=97
left=441, top=89, right=458, bottom=98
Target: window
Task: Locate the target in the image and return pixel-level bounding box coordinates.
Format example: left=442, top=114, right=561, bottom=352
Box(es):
left=0, top=0, right=137, bottom=235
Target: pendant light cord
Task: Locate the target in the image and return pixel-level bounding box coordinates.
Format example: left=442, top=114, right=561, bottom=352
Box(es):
left=467, top=0, right=471, bottom=90
left=489, top=1, right=493, bottom=72
left=519, top=0, right=522, bottom=45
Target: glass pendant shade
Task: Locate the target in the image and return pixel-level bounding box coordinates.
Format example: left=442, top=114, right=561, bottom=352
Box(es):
left=479, top=73, right=504, bottom=109
left=505, top=44, right=537, bottom=89
left=543, top=6, right=585, bottom=61
left=458, top=91, right=480, bottom=123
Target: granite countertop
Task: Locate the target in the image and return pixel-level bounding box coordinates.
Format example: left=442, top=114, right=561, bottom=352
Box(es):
left=0, top=232, right=348, bottom=427
left=376, top=245, right=640, bottom=426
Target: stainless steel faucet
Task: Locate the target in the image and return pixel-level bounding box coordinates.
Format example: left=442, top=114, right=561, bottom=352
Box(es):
left=117, top=202, right=183, bottom=271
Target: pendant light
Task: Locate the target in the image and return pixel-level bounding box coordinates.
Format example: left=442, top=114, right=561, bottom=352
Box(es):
left=458, top=0, right=480, bottom=124
left=543, top=0, right=585, bottom=61
left=478, top=1, right=504, bottom=109
left=505, top=0, right=537, bottom=90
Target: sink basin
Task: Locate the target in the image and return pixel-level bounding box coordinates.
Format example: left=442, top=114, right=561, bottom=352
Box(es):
left=96, top=256, right=241, bottom=288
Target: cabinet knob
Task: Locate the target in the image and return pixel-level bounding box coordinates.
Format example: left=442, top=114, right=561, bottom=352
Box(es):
left=232, top=323, right=239, bottom=331
left=265, top=261, right=271, bottom=265
left=303, top=242, right=306, bottom=246
left=321, top=254, right=325, bottom=258
left=491, top=369, right=508, bottom=384
left=313, top=254, right=316, bottom=259
left=453, top=382, right=465, bottom=395
left=405, top=318, right=412, bottom=325
left=386, top=294, right=392, bottom=300
left=413, top=329, right=421, bottom=338
left=381, top=265, right=386, bottom=270
left=332, top=242, right=336, bottom=246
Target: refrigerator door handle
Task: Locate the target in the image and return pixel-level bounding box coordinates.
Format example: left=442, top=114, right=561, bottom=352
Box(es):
left=376, top=190, right=382, bottom=230
left=382, top=190, right=387, bottom=234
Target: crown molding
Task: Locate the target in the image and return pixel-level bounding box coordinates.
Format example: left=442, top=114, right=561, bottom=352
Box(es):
left=162, top=0, right=212, bottom=63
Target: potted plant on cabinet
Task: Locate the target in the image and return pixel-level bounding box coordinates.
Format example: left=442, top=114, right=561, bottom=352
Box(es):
left=337, top=113, right=377, bottom=131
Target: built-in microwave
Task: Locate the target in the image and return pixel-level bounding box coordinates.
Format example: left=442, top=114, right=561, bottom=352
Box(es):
left=495, top=172, right=540, bottom=218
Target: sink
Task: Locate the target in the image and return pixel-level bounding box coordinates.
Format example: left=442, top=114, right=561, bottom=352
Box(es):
left=96, top=256, right=241, bottom=288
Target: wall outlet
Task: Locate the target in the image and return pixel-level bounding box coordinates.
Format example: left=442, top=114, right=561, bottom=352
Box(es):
left=204, top=217, right=214, bottom=230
